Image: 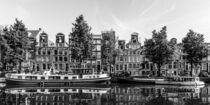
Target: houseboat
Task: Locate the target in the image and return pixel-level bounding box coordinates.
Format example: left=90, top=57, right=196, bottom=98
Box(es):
left=5, top=67, right=111, bottom=86
left=155, top=76, right=205, bottom=86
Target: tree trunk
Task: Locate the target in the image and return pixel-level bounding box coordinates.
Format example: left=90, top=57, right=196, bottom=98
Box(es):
left=190, top=61, right=193, bottom=76
left=113, top=56, right=116, bottom=74
left=19, top=61, right=22, bottom=73
left=157, top=64, right=161, bottom=77
left=79, top=58, right=82, bottom=68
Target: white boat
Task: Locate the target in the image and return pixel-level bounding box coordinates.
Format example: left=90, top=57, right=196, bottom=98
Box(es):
left=155, top=76, right=205, bottom=86
left=5, top=67, right=111, bottom=86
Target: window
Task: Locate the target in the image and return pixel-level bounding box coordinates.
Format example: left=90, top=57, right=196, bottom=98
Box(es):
left=116, top=64, right=119, bottom=70
left=42, top=50, right=46, bottom=55
left=55, top=57, right=58, bottom=62
left=125, top=64, right=127, bottom=70
left=64, top=51, right=67, bottom=55
left=168, top=62, right=172, bottom=69
left=124, top=57, right=127, bottom=62
left=133, top=64, right=136, bottom=68
left=173, top=62, right=177, bottom=69
left=64, top=57, right=67, bottom=61
left=137, top=64, right=140, bottom=68
left=142, top=63, right=145, bottom=69
left=59, top=56, right=63, bottom=61
left=59, top=64, right=62, bottom=70
left=59, top=50, right=62, bottom=55
left=55, top=64, right=58, bottom=70
left=54, top=50, right=57, bottom=55
left=47, top=50, right=51, bottom=55
left=97, top=52, right=101, bottom=58
left=38, top=50, right=41, bottom=55
left=66, top=64, right=68, bottom=71
left=120, top=56, right=123, bottom=61
left=37, top=64, right=40, bottom=71
left=146, top=63, right=149, bottom=69
left=96, top=45, right=101, bottom=50
left=120, top=64, right=124, bottom=70
left=47, top=64, right=50, bottom=69
left=129, top=64, right=132, bottom=68
left=43, top=64, right=46, bottom=70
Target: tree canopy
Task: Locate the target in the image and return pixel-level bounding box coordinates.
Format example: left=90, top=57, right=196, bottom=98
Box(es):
left=70, top=15, right=94, bottom=64
left=182, top=30, right=208, bottom=76
left=144, top=26, right=175, bottom=77
left=0, top=19, right=29, bottom=72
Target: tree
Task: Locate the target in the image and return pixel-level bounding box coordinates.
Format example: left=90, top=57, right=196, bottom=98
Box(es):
left=0, top=19, right=29, bottom=72
left=144, top=26, right=174, bottom=77
left=101, top=32, right=120, bottom=73
left=70, top=15, right=94, bottom=66
left=0, top=27, right=11, bottom=70
left=182, top=30, right=208, bottom=76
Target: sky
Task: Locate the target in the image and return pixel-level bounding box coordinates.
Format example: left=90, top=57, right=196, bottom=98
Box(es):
left=1, top=0, right=210, bottom=43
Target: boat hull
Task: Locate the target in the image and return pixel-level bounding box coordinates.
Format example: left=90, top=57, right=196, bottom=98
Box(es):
left=199, top=77, right=210, bottom=83
left=112, top=77, right=162, bottom=84
left=155, top=80, right=205, bottom=86
left=6, top=77, right=111, bottom=86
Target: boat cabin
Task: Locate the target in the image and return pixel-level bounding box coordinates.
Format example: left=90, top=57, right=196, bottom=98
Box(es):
left=165, top=76, right=200, bottom=82
left=71, top=68, right=93, bottom=75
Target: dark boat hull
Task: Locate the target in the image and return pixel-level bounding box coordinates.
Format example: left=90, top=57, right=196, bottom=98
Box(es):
left=6, top=77, right=111, bottom=86
left=199, top=77, right=210, bottom=83
left=112, top=77, right=156, bottom=84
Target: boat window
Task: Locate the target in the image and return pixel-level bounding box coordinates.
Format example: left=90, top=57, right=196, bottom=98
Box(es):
left=49, top=89, right=60, bottom=92
left=64, top=89, right=68, bottom=91
left=93, top=76, right=95, bottom=78
left=41, top=89, right=45, bottom=92
left=49, top=76, right=60, bottom=80
left=26, top=89, right=37, bottom=92
left=25, top=76, right=31, bottom=79
left=49, top=76, right=53, bottom=80
left=55, top=76, right=60, bottom=79
left=18, top=76, right=22, bottom=79
left=97, top=76, right=99, bottom=78
left=64, top=77, right=68, bottom=79
left=72, top=89, right=76, bottom=91
left=89, top=76, right=91, bottom=79
left=41, top=77, right=45, bottom=80
left=72, top=77, right=76, bottom=80
left=31, top=76, right=37, bottom=80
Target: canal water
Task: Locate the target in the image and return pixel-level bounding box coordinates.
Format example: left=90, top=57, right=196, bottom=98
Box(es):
left=0, top=83, right=210, bottom=105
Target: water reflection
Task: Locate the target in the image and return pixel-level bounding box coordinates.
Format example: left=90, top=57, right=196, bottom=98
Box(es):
left=1, top=83, right=210, bottom=105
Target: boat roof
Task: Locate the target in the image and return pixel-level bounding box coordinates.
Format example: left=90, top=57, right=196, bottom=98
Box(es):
left=165, top=76, right=200, bottom=79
